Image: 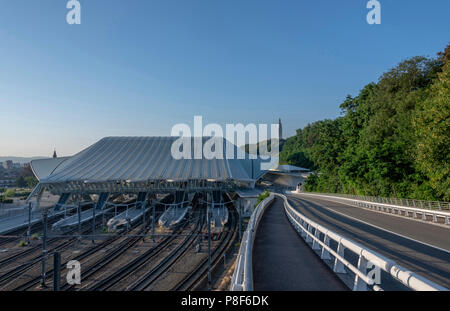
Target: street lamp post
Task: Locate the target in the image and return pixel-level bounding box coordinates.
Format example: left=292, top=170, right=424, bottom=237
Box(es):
left=207, top=197, right=212, bottom=289
left=40, top=208, right=48, bottom=287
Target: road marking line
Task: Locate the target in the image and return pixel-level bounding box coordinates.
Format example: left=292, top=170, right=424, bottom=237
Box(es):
left=289, top=194, right=450, bottom=254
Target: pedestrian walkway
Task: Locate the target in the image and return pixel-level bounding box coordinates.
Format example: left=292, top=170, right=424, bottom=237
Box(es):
left=252, top=196, right=348, bottom=290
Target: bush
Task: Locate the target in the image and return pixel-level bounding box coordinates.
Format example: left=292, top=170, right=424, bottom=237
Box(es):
left=25, top=176, right=38, bottom=188
left=4, top=189, right=16, bottom=198
left=254, top=190, right=270, bottom=208
left=16, top=176, right=27, bottom=188
left=12, top=191, right=30, bottom=198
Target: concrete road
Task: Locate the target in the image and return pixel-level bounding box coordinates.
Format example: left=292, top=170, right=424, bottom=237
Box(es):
left=252, top=196, right=348, bottom=291
left=288, top=193, right=450, bottom=289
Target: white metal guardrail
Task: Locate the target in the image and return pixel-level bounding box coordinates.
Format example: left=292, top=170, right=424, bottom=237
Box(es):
left=230, top=194, right=275, bottom=291
left=296, top=192, right=450, bottom=225
left=280, top=194, right=448, bottom=291
left=303, top=192, right=449, bottom=211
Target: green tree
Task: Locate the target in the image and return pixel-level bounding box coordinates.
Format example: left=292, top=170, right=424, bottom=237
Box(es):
left=25, top=176, right=38, bottom=188
left=282, top=45, right=449, bottom=201
left=413, top=46, right=450, bottom=200
left=16, top=176, right=27, bottom=188
left=4, top=189, right=16, bottom=198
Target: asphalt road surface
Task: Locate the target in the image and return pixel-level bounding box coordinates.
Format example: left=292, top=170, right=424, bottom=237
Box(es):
left=288, top=193, right=450, bottom=289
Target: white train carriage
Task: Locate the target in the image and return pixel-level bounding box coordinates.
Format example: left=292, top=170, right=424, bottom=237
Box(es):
left=106, top=207, right=148, bottom=232
left=52, top=206, right=113, bottom=232
left=158, top=205, right=192, bottom=229
left=210, top=206, right=229, bottom=236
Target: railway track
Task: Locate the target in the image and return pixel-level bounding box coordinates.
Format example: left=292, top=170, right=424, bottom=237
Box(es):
left=0, top=215, right=64, bottom=248
left=0, top=203, right=142, bottom=289
left=60, top=220, right=162, bottom=291
left=86, top=215, right=201, bottom=291
left=126, top=211, right=205, bottom=291
left=171, top=206, right=237, bottom=291
left=0, top=224, right=87, bottom=269
left=0, top=221, right=104, bottom=288
left=6, top=215, right=130, bottom=291
left=2, top=196, right=237, bottom=291
left=9, top=234, right=119, bottom=291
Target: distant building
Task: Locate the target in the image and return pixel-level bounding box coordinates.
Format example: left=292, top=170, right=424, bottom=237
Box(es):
left=0, top=179, right=15, bottom=187
left=2, top=160, right=13, bottom=170
left=53, top=149, right=57, bottom=158
left=273, top=164, right=310, bottom=174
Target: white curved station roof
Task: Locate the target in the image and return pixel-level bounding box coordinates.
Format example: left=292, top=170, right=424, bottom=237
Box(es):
left=31, top=137, right=266, bottom=186
left=30, top=157, right=70, bottom=181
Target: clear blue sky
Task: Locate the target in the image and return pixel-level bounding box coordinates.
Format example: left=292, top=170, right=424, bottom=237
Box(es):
left=0, top=0, right=449, bottom=157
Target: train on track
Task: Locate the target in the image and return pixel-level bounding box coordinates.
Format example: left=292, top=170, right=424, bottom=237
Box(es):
left=158, top=205, right=192, bottom=229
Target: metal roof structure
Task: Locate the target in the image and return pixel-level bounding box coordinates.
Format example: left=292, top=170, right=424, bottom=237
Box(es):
left=30, top=157, right=70, bottom=181
left=29, top=136, right=267, bottom=197
left=263, top=170, right=306, bottom=188
left=271, top=164, right=310, bottom=173
left=234, top=188, right=264, bottom=198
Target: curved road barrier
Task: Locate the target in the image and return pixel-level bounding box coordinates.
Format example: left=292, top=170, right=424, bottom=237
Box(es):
left=230, top=194, right=274, bottom=291
left=295, top=192, right=450, bottom=226
left=301, top=192, right=449, bottom=210
left=280, top=194, right=448, bottom=291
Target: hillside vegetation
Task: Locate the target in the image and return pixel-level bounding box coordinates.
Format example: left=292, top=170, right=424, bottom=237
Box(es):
left=280, top=45, right=449, bottom=201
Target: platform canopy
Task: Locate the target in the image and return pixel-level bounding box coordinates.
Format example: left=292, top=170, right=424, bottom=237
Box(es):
left=30, top=157, right=70, bottom=181
left=29, top=136, right=269, bottom=197
left=271, top=164, right=310, bottom=173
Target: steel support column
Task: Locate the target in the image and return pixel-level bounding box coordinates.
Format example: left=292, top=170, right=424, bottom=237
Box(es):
left=27, top=202, right=32, bottom=245
left=238, top=200, right=242, bottom=240
left=77, top=200, right=81, bottom=244
left=40, top=208, right=48, bottom=287
left=92, top=205, right=96, bottom=244
left=53, top=252, right=61, bottom=291
left=152, top=202, right=155, bottom=242
left=142, top=200, right=147, bottom=240
left=207, top=192, right=212, bottom=289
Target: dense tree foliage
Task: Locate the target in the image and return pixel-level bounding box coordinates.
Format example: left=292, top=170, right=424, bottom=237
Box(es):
left=19, top=164, right=38, bottom=188
left=280, top=46, right=450, bottom=201
left=16, top=176, right=27, bottom=188
left=413, top=47, right=450, bottom=200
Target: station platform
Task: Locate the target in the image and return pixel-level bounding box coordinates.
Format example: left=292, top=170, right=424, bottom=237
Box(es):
left=0, top=207, right=75, bottom=235
left=0, top=211, right=43, bottom=235
left=252, top=196, right=348, bottom=291
left=52, top=207, right=113, bottom=231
